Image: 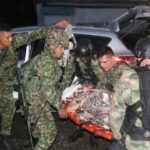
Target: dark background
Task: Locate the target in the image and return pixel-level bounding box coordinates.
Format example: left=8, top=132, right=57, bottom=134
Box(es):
left=0, top=0, right=37, bottom=27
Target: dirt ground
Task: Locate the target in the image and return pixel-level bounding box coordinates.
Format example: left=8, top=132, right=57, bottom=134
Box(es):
left=2, top=112, right=112, bottom=150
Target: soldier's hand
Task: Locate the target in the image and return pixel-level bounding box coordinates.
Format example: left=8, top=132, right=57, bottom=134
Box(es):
left=54, top=20, right=70, bottom=28
left=58, top=107, right=68, bottom=119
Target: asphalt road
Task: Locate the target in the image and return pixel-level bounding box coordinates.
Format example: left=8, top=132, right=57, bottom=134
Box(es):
left=2, top=112, right=111, bottom=150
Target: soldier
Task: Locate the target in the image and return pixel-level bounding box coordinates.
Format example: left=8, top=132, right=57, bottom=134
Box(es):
left=0, top=20, right=70, bottom=148
left=92, top=46, right=130, bottom=91
left=74, top=38, right=98, bottom=86
left=95, top=46, right=134, bottom=150
left=108, top=36, right=150, bottom=150
left=21, top=28, right=74, bottom=150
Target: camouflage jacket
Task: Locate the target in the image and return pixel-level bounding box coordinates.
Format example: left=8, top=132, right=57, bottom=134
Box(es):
left=109, top=67, right=140, bottom=140
left=106, top=63, right=131, bottom=91
left=91, top=58, right=106, bottom=89
left=0, top=26, right=55, bottom=84
left=92, top=58, right=131, bottom=91
left=21, top=50, right=74, bottom=109
left=75, top=57, right=98, bottom=85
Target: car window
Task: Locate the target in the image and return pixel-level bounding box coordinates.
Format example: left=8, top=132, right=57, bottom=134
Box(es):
left=16, top=38, right=45, bottom=67
left=30, top=38, right=45, bottom=59
left=16, top=45, right=26, bottom=61
left=74, top=34, right=111, bottom=53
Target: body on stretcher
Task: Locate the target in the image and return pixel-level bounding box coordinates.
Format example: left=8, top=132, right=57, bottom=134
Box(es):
left=62, top=87, right=113, bottom=140
left=67, top=110, right=113, bottom=140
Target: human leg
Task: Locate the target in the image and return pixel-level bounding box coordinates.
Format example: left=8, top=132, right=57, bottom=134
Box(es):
left=0, top=85, right=15, bottom=136
left=33, top=112, right=57, bottom=150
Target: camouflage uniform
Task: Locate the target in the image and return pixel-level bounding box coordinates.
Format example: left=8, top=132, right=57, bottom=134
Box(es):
left=21, top=30, right=74, bottom=150
left=91, top=58, right=106, bottom=89
left=106, top=63, right=130, bottom=90
left=109, top=67, right=150, bottom=150
left=25, top=51, right=62, bottom=150
left=0, top=26, right=55, bottom=136
left=91, top=58, right=129, bottom=90
left=91, top=58, right=150, bottom=149
left=75, top=57, right=98, bottom=85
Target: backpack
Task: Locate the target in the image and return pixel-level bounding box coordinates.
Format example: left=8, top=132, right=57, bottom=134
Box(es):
left=20, top=54, right=40, bottom=86
left=123, top=66, right=150, bottom=141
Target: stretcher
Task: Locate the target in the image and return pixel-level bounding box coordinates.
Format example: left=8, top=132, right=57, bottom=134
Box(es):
left=61, top=82, right=113, bottom=140
left=63, top=102, right=113, bottom=140
left=68, top=111, right=113, bottom=140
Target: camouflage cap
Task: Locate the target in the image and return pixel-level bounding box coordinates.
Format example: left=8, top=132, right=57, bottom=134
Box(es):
left=45, top=29, right=69, bottom=49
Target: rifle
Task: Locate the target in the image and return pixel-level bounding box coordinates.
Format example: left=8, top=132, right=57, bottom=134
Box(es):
left=16, top=67, right=34, bottom=149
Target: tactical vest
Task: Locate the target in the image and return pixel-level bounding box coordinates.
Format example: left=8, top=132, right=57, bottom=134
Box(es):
left=123, top=66, right=150, bottom=141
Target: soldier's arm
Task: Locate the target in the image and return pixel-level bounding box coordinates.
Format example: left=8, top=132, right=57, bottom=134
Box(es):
left=13, top=20, right=72, bottom=50
left=109, top=70, right=139, bottom=140
left=12, top=26, right=55, bottom=50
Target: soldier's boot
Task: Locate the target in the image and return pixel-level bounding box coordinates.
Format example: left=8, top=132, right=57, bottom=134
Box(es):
left=0, top=135, right=14, bottom=150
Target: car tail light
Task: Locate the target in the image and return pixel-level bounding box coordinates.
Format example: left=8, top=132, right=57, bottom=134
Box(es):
left=115, top=56, right=135, bottom=65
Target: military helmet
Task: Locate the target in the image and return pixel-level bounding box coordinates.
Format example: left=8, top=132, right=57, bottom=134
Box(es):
left=135, top=36, right=150, bottom=59
left=45, top=29, right=69, bottom=49
left=76, top=38, right=93, bottom=57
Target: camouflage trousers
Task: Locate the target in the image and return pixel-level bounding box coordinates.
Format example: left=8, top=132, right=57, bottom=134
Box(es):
left=125, top=135, right=150, bottom=150
left=0, top=82, right=16, bottom=136
left=27, top=91, right=57, bottom=150
left=32, top=112, right=57, bottom=150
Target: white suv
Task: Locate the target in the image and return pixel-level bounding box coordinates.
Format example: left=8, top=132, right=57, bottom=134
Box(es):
left=12, top=25, right=134, bottom=67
